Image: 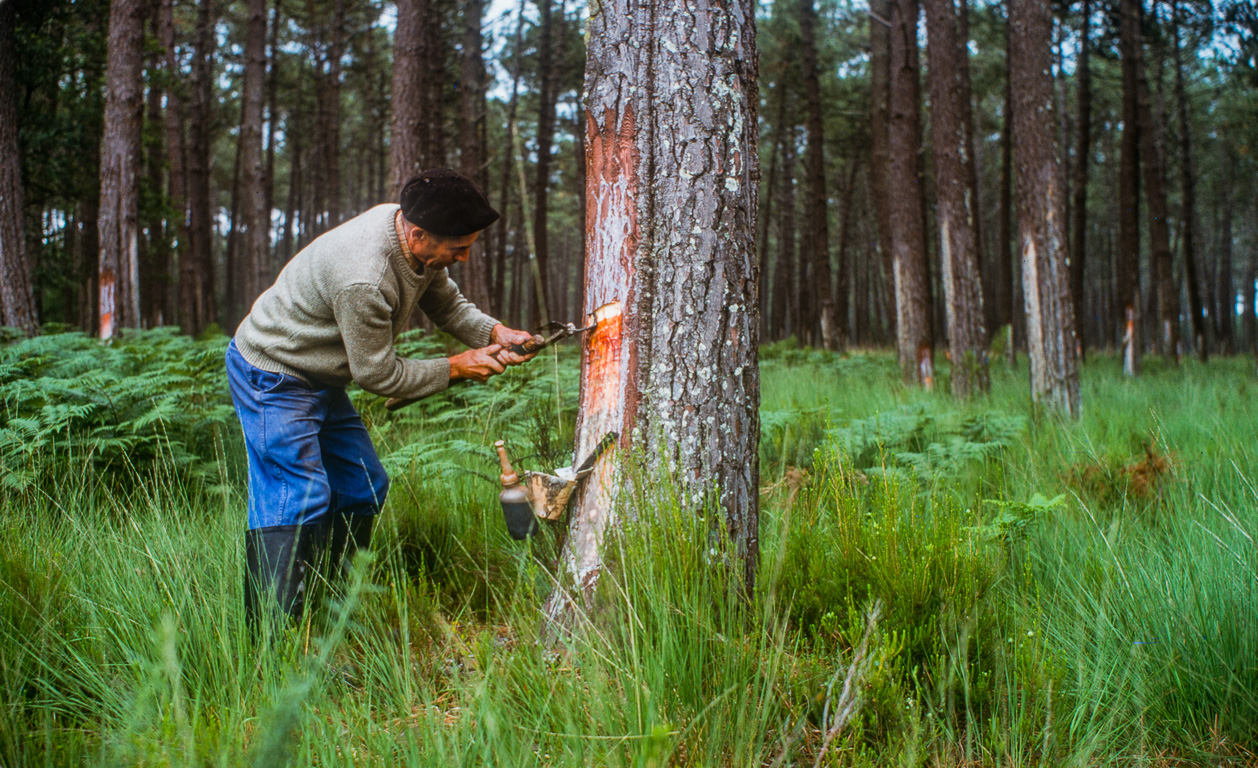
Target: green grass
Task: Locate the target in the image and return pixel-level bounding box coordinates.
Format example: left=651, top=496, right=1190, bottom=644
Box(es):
left=1, top=336, right=1256, bottom=766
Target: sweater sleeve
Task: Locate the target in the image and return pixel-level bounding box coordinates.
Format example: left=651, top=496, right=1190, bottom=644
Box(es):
left=333, top=283, right=452, bottom=399
left=417, top=269, right=499, bottom=349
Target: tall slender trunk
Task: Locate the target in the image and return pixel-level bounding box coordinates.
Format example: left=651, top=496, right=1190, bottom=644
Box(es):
left=1010, top=0, right=1079, bottom=417
left=239, top=0, right=269, bottom=317
left=547, top=0, right=760, bottom=626
left=1173, top=4, right=1206, bottom=361
left=184, top=0, right=216, bottom=335
left=141, top=29, right=167, bottom=328
left=869, top=0, right=897, bottom=342
left=999, top=4, right=1016, bottom=362
left=390, top=0, right=431, bottom=195
left=1070, top=0, right=1091, bottom=358
left=758, top=84, right=784, bottom=340
left=888, top=0, right=934, bottom=385
left=458, top=0, right=492, bottom=312
left=532, top=0, right=560, bottom=324
left=0, top=2, right=38, bottom=334
left=1118, top=0, right=1142, bottom=374
left=799, top=0, right=836, bottom=349
left=159, top=0, right=187, bottom=330
left=326, top=0, right=344, bottom=225
left=925, top=0, right=988, bottom=397
left=773, top=128, right=798, bottom=341
left=98, top=0, right=147, bottom=339
left=1217, top=135, right=1234, bottom=353
left=495, top=0, right=527, bottom=317
left=264, top=0, right=281, bottom=264
left=1136, top=37, right=1177, bottom=365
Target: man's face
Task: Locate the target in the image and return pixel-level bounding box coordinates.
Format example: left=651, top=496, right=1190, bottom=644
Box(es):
left=405, top=223, right=479, bottom=271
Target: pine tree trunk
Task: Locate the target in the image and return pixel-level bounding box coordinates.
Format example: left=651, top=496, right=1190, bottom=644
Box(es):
left=326, top=0, right=344, bottom=225
left=239, top=0, right=269, bottom=315
left=141, top=32, right=166, bottom=328
left=925, top=0, right=988, bottom=397
left=1070, top=0, right=1091, bottom=358
left=869, top=0, right=897, bottom=344
left=1117, top=0, right=1142, bottom=374
left=772, top=128, right=798, bottom=342
left=98, top=0, right=147, bottom=339
left=458, top=0, right=492, bottom=313
left=184, top=0, right=216, bottom=335
left=545, top=0, right=760, bottom=625
left=1136, top=40, right=1178, bottom=365
left=1217, top=135, right=1234, bottom=353
left=999, top=5, right=1017, bottom=363
left=264, top=0, right=281, bottom=262
left=888, top=0, right=934, bottom=385
left=532, top=0, right=560, bottom=324
left=0, top=2, right=38, bottom=334
left=159, top=0, right=187, bottom=330
left=390, top=0, right=432, bottom=196
left=1172, top=6, right=1206, bottom=361
left=1010, top=0, right=1080, bottom=417
left=799, top=0, right=836, bottom=349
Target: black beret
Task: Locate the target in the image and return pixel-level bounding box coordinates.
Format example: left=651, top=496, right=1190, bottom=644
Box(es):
left=399, top=169, right=500, bottom=237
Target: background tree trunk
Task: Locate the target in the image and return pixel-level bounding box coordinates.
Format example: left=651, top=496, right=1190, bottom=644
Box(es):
left=1070, top=0, right=1091, bottom=358
left=1136, top=45, right=1178, bottom=364
left=0, top=2, right=38, bottom=334
left=799, top=0, right=836, bottom=349
left=1172, top=4, right=1205, bottom=361
left=458, top=0, right=492, bottom=313
left=531, top=0, right=560, bottom=325
left=159, top=0, right=187, bottom=331
left=888, top=0, right=934, bottom=385
left=239, top=0, right=270, bottom=317
left=1118, top=0, right=1142, bottom=374
left=184, top=0, right=216, bottom=335
left=925, top=0, right=988, bottom=397
left=1010, top=0, right=1080, bottom=417
left=998, top=5, right=1016, bottom=362
left=869, top=0, right=897, bottom=345
left=98, top=0, right=147, bottom=339
left=1216, top=135, right=1234, bottom=353
left=390, top=0, right=433, bottom=196
left=546, top=0, right=760, bottom=625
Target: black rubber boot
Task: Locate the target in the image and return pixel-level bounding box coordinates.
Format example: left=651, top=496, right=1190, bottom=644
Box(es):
left=327, top=513, right=375, bottom=582
left=244, top=523, right=327, bottom=634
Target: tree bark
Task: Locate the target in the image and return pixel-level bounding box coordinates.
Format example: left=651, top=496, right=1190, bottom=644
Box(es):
left=1217, top=134, right=1234, bottom=353
left=1010, top=0, right=1080, bottom=417
left=98, top=0, right=147, bottom=339
left=925, top=0, right=988, bottom=397
left=546, top=0, right=760, bottom=624
left=532, top=0, right=560, bottom=324
left=1117, top=0, right=1142, bottom=374
left=0, top=2, right=38, bottom=334
left=325, top=0, right=344, bottom=226
left=869, top=0, right=897, bottom=344
left=458, top=0, right=492, bottom=313
left=996, top=6, right=1016, bottom=363
left=239, top=0, right=270, bottom=316
left=888, top=0, right=934, bottom=385
left=1070, top=0, right=1091, bottom=358
left=159, top=0, right=188, bottom=331
left=799, top=0, right=837, bottom=349
left=1172, top=4, right=1206, bottom=361
left=772, top=126, right=798, bottom=341
left=184, top=0, right=216, bottom=335
left=1136, top=32, right=1177, bottom=365
left=390, top=0, right=433, bottom=196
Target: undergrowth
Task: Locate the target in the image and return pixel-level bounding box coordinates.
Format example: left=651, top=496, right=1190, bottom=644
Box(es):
left=0, top=333, right=1255, bottom=766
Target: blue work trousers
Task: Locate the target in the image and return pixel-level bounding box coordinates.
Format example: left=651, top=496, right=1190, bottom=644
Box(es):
left=226, top=340, right=390, bottom=531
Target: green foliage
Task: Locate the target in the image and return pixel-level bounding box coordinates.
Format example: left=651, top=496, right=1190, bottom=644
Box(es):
left=1, top=348, right=1257, bottom=766
left=0, top=328, right=235, bottom=492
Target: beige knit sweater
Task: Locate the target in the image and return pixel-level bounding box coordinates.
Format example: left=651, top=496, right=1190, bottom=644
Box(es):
left=234, top=204, right=498, bottom=400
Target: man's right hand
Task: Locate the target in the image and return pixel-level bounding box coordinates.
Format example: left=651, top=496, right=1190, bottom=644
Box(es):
left=448, top=344, right=506, bottom=383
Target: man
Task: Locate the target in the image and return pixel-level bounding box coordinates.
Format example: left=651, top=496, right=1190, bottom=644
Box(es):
left=227, top=169, right=534, bottom=627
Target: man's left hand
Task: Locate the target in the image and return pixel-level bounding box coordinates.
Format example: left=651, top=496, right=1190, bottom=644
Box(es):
left=490, top=324, right=541, bottom=366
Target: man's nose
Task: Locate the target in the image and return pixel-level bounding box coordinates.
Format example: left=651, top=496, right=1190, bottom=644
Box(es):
left=456, top=250, right=470, bottom=263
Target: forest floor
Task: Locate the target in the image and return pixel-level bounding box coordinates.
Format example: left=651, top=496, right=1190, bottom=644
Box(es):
left=1, top=330, right=1256, bottom=766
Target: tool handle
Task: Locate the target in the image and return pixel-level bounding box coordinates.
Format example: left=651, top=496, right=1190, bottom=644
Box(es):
left=507, top=334, right=548, bottom=356
left=494, top=440, right=520, bottom=486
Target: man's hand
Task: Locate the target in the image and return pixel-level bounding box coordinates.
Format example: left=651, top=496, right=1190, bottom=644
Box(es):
left=448, top=344, right=506, bottom=383
left=490, top=323, right=541, bottom=366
